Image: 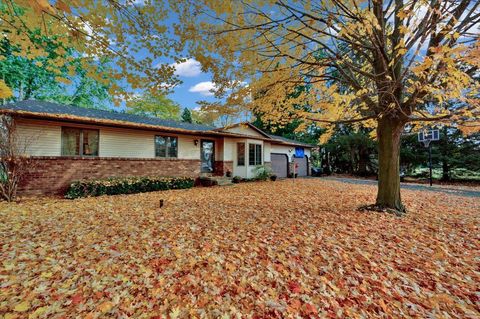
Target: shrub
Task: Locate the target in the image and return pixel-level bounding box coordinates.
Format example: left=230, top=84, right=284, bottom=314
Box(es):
left=253, top=165, right=273, bottom=181
left=232, top=176, right=242, bottom=183
left=0, top=115, right=37, bottom=202
left=197, top=176, right=218, bottom=187
left=65, top=176, right=195, bottom=199
left=270, top=175, right=277, bottom=181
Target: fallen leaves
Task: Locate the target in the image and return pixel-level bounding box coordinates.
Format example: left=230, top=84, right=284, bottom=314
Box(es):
left=97, top=301, right=114, bottom=313
left=13, top=301, right=29, bottom=312
left=0, top=179, right=479, bottom=318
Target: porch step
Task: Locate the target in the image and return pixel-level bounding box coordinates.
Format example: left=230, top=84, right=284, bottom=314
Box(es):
left=200, top=176, right=233, bottom=186
left=212, top=177, right=234, bottom=186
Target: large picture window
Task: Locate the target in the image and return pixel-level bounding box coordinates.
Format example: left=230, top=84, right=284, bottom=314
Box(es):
left=248, top=143, right=262, bottom=166
left=155, top=135, right=178, bottom=158
left=237, top=142, right=245, bottom=166
left=61, top=127, right=99, bottom=156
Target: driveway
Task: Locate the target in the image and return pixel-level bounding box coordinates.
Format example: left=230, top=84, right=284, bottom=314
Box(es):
left=321, top=176, right=480, bottom=198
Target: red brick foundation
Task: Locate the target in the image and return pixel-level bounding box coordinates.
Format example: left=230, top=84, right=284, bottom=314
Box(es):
left=214, top=161, right=234, bottom=176
left=19, top=156, right=202, bottom=195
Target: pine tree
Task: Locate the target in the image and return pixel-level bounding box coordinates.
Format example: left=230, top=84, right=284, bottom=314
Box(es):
left=181, top=108, right=193, bottom=123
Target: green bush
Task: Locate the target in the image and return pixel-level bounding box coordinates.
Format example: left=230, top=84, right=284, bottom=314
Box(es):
left=253, top=165, right=273, bottom=181
left=197, top=176, right=218, bottom=187
left=232, top=176, right=242, bottom=183
left=65, top=176, right=195, bottom=199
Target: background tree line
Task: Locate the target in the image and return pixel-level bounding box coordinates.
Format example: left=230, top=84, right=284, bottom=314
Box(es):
left=254, top=114, right=480, bottom=182
left=0, top=31, right=216, bottom=126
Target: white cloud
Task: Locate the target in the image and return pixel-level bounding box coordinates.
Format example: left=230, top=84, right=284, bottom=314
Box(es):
left=189, top=81, right=217, bottom=96
left=128, top=0, right=146, bottom=6
left=159, top=82, right=179, bottom=90
left=171, top=58, right=202, bottom=77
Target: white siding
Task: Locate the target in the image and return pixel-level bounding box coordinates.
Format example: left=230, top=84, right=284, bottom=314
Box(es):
left=223, top=138, right=234, bottom=161
left=99, top=128, right=200, bottom=159
left=99, top=127, right=154, bottom=158
left=15, top=121, right=61, bottom=156
left=271, top=144, right=294, bottom=160
left=271, top=143, right=311, bottom=161
left=264, top=142, right=271, bottom=163
left=178, top=136, right=200, bottom=160
left=14, top=119, right=201, bottom=160
left=223, top=125, right=265, bottom=138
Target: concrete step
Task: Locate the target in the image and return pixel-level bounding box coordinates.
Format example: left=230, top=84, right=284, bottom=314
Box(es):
left=209, top=176, right=234, bottom=186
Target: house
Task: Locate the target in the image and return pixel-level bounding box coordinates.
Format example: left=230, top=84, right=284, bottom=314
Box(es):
left=0, top=100, right=313, bottom=195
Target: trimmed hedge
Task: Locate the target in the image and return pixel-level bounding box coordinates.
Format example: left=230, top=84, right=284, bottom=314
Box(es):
left=197, top=176, right=218, bottom=187
left=65, top=176, right=195, bottom=199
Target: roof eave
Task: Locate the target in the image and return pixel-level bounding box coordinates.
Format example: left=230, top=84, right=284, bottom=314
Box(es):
left=270, top=140, right=315, bottom=148
left=2, top=109, right=317, bottom=145
left=3, top=110, right=261, bottom=139
left=216, top=122, right=272, bottom=139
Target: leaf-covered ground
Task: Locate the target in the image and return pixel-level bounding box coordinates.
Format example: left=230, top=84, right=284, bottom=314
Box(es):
left=1, top=179, right=479, bottom=318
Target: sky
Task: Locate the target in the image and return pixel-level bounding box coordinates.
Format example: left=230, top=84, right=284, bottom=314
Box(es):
left=125, top=1, right=220, bottom=112
left=166, top=58, right=218, bottom=111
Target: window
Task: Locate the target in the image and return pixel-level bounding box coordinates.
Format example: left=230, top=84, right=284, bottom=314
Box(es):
left=155, top=135, right=178, bottom=158
left=248, top=143, right=262, bottom=166
left=237, top=142, right=245, bottom=166
left=61, top=127, right=99, bottom=156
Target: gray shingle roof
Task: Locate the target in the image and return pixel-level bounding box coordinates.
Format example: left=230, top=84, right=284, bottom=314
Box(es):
left=268, top=134, right=315, bottom=147
left=1, top=100, right=216, bottom=131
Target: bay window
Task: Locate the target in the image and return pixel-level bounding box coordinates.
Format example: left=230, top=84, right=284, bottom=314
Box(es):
left=248, top=143, right=262, bottom=166
left=237, top=142, right=245, bottom=166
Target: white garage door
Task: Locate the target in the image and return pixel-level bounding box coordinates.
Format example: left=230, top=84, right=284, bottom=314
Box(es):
left=271, top=153, right=288, bottom=178
left=294, top=156, right=308, bottom=176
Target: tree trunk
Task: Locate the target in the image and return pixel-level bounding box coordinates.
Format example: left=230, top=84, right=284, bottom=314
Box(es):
left=350, top=148, right=356, bottom=174
left=358, top=146, right=368, bottom=176
left=376, top=117, right=406, bottom=212
left=442, top=160, right=450, bottom=181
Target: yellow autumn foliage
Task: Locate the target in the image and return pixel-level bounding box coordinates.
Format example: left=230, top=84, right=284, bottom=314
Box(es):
left=171, top=0, right=479, bottom=140
left=0, top=80, right=13, bottom=99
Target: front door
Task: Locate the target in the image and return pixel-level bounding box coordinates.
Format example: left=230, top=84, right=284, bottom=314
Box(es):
left=201, top=140, right=215, bottom=173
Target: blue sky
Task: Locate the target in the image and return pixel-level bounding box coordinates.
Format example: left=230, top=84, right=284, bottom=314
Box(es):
left=166, top=58, right=218, bottom=111
left=124, top=1, right=220, bottom=112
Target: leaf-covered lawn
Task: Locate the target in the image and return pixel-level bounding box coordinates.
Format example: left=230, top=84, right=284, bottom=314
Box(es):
left=1, top=179, right=479, bottom=318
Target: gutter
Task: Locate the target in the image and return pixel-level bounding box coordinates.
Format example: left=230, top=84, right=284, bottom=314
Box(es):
left=2, top=109, right=316, bottom=147
left=0, top=110, right=269, bottom=140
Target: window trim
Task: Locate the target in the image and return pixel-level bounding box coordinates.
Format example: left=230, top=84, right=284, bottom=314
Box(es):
left=61, top=126, right=99, bottom=157
left=154, top=135, right=178, bottom=158
left=237, top=142, right=245, bottom=166
left=248, top=143, right=263, bottom=166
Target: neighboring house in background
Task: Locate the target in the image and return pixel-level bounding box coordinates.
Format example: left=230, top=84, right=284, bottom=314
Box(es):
left=0, top=100, right=313, bottom=195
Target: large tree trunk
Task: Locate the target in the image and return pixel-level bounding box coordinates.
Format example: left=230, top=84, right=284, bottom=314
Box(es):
left=358, top=146, right=368, bottom=176
left=375, top=117, right=406, bottom=213
left=442, top=160, right=450, bottom=181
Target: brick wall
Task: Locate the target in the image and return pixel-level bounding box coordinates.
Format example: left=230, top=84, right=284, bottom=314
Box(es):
left=214, top=161, right=234, bottom=176
left=19, top=156, right=202, bottom=195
